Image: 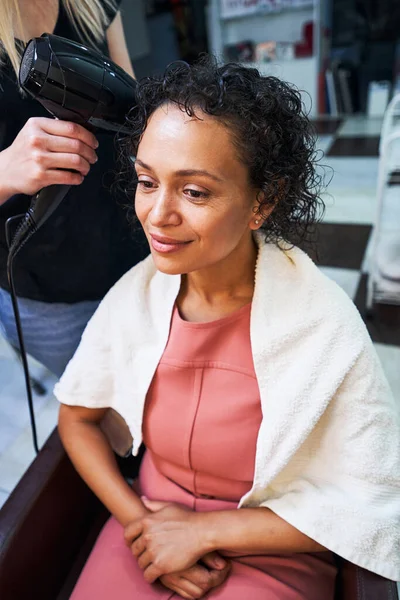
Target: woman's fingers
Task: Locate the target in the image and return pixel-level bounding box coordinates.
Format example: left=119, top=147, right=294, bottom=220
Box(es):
left=130, top=535, right=146, bottom=558
left=34, top=117, right=99, bottom=149
left=45, top=169, right=84, bottom=187
left=137, top=548, right=153, bottom=572
left=141, top=497, right=176, bottom=512
left=168, top=577, right=205, bottom=599
left=143, top=560, right=165, bottom=584
left=205, top=562, right=232, bottom=588
left=200, top=551, right=227, bottom=570
left=0, top=117, right=97, bottom=199
left=45, top=135, right=98, bottom=165
left=161, top=565, right=221, bottom=599
left=182, top=563, right=230, bottom=592
left=123, top=519, right=143, bottom=546
left=161, top=573, right=203, bottom=600
left=43, top=152, right=91, bottom=177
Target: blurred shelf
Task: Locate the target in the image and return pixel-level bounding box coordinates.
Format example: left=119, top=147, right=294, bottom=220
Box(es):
left=221, top=3, right=314, bottom=22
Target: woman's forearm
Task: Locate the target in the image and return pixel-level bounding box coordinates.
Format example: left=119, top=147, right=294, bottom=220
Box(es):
left=201, top=508, right=326, bottom=555
left=58, top=417, right=147, bottom=527
left=106, top=12, right=135, bottom=78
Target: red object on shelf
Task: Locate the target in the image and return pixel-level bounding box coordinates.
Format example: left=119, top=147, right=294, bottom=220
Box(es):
left=294, top=21, right=314, bottom=58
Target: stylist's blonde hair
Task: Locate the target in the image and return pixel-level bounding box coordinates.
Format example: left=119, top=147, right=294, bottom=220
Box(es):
left=0, top=0, right=117, bottom=78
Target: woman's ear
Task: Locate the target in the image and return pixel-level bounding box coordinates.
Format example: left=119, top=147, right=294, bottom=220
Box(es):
left=249, top=190, right=269, bottom=230
left=249, top=214, right=264, bottom=231
left=250, top=178, right=285, bottom=230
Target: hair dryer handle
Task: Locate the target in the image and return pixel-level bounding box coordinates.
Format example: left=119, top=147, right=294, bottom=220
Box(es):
left=29, top=184, right=71, bottom=230
left=9, top=184, right=72, bottom=257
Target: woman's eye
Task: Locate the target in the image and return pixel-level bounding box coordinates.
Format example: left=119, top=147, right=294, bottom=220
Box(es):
left=184, top=188, right=208, bottom=200
left=137, top=180, right=155, bottom=189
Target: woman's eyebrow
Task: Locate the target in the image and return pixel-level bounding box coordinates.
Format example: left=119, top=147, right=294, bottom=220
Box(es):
left=135, top=159, right=224, bottom=183
left=134, top=158, right=152, bottom=170
left=175, top=169, right=224, bottom=183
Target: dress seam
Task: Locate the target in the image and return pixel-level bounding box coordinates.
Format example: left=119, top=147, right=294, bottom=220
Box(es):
left=157, top=358, right=257, bottom=379
left=188, top=367, right=204, bottom=497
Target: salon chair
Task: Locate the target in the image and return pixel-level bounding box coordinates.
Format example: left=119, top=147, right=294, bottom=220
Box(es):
left=0, top=429, right=398, bottom=600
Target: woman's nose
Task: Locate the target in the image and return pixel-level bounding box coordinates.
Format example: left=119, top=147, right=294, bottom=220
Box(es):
left=149, top=190, right=181, bottom=227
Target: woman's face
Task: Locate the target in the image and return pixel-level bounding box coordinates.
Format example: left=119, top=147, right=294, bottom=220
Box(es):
left=134, top=103, right=260, bottom=276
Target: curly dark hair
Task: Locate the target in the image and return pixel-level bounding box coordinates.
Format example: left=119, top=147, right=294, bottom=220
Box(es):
left=117, top=56, right=325, bottom=247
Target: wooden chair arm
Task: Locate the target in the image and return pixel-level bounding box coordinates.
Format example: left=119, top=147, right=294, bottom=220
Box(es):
left=0, top=428, right=102, bottom=600
left=335, top=555, right=399, bottom=600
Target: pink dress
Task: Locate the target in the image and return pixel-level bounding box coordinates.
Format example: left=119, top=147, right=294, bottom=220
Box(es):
left=71, top=304, right=336, bottom=599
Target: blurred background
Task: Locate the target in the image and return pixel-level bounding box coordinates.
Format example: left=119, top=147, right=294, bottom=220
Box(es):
left=1, top=0, right=400, bottom=510
left=114, top=0, right=400, bottom=119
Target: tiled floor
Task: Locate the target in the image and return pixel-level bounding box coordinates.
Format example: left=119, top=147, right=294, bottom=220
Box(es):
left=0, top=337, right=58, bottom=496
left=319, top=156, right=379, bottom=190
left=0, top=114, right=399, bottom=589
left=319, top=266, right=361, bottom=300
left=337, top=115, right=383, bottom=137
left=300, top=222, right=372, bottom=269
left=312, top=117, right=343, bottom=135
left=316, top=134, right=334, bottom=154
left=327, top=136, right=380, bottom=157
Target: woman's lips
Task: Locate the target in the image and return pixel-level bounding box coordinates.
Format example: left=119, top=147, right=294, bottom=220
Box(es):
left=150, top=234, right=191, bottom=254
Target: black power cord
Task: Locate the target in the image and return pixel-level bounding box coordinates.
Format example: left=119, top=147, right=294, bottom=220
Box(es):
left=6, top=215, right=39, bottom=455
left=4, top=186, right=78, bottom=456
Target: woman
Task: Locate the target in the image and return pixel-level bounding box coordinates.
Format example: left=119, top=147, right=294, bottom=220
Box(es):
left=55, top=59, right=400, bottom=599
left=0, top=0, right=148, bottom=376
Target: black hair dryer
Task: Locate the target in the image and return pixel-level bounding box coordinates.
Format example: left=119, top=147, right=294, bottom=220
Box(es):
left=12, top=33, right=136, bottom=252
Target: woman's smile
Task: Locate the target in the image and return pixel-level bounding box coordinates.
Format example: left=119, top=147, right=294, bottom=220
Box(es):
left=150, top=233, right=193, bottom=254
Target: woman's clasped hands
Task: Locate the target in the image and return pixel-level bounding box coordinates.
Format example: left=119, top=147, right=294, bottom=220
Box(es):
left=124, top=497, right=231, bottom=599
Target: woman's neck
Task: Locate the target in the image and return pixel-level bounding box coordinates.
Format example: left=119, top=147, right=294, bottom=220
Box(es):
left=177, top=235, right=258, bottom=322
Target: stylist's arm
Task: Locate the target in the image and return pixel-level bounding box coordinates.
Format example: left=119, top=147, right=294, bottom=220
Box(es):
left=0, top=116, right=98, bottom=205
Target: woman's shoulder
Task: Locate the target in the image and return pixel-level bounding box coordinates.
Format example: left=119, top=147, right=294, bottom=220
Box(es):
left=100, top=0, right=123, bottom=24
left=55, top=0, right=122, bottom=42
left=296, top=245, right=364, bottom=318
left=255, top=241, right=377, bottom=386
left=257, top=240, right=366, bottom=332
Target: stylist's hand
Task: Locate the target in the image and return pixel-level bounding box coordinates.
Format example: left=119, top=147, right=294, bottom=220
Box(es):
left=125, top=498, right=214, bottom=584
left=0, top=117, right=98, bottom=205
left=159, top=554, right=231, bottom=600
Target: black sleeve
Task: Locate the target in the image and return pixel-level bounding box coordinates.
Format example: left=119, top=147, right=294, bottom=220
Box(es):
left=103, top=0, right=123, bottom=25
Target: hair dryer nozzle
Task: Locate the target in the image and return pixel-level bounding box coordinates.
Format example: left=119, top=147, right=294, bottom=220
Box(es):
left=19, top=40, right=36, bottom=85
